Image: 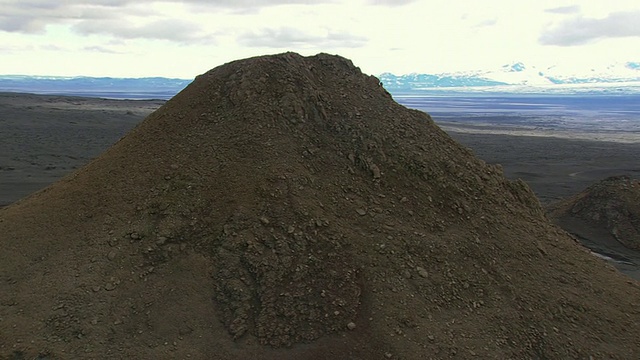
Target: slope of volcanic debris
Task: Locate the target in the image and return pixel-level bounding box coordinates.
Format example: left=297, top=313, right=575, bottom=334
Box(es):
left=1, top=53, right=639, bottom=359
left=549, top=175, right=640, bottom=251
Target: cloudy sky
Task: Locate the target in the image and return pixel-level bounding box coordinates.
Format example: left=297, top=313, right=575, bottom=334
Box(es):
left=1, top=0, right=639, bottom=78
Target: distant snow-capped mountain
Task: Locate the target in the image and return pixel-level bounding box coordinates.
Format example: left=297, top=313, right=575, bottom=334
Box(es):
left=377, top=72, right=508, bottom=89
left=2, top=62, right=640, bottom=99
left=542, top=62, right=640, bottom=84
left=380, top=61, right=640, bottom=92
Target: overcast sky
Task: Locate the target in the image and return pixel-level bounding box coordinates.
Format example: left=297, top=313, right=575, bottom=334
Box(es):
left=1, top=0, right=639, bottom=78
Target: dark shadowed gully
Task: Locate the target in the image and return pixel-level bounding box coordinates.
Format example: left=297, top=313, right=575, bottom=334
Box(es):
left=1, top=53, right=639, bottom=359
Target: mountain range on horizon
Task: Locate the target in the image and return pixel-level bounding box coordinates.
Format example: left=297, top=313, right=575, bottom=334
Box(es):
left=1, top=61, right=640, bottom=98
left=379, top=61, right=640, bottom=92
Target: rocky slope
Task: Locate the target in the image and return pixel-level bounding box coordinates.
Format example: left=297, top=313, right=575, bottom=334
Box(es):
left=548, top=175, right=640, bottom=251
left=1, top=53, right=639, bottom=359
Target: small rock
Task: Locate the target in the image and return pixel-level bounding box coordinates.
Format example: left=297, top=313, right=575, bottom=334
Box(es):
left=385, top=352, right=393, bottom=359
left=156, top=237, right=167, bottom=245
left=416, top=266, right=429, bottom=278
left=356, top=208, right=367, bottom=216
left=347, top=322, right=356, bottom=330
left=104, top=283, right=117, bottom=291
left=402, top=270, right=412, bottom=279
left=371, top=164, right=381, bottom=179
left=130, top=232, right=140, bottom=240
left=259, top=216, right=270, bottom=225
left=107, top=250, right=117, bottom=260
left=179, top=325, right=194, bottom=336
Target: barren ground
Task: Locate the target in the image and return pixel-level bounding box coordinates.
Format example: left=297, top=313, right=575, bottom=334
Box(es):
left=2, top=92, right=638, bottom=281
left=0, top=54, right=638, bottom=360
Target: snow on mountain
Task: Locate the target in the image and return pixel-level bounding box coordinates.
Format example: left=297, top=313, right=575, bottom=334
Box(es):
left=380, top=61, right=640, bottom=92
left=460, top=62, right=554, bottom=86
left=2, top=61, right=640, bottom=97
left=541, top=62, right=640, bottom=84
left=378, top=72, right=507, bottom=90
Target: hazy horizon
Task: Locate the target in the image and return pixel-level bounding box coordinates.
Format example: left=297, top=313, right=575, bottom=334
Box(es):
left=1, top=1, right=639, bottom=78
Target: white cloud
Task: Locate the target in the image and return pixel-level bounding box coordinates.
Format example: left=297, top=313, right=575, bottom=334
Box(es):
left=40, top=44, right=66, bottom=51
left=237, top=27, right=368, bottom=48
left=544, top=5, right=581, bottom=14
left=82, top=45, right=125, bottom=54
left=0, top=44, right=34, bottom=53
left=474, top=19, right=498, bottom=28
left=0, top=0, right=338, bottom=34
left=1, top=0, right=639, bottom=77
left=0, top=1, right=154, bottom=33
left=73, top=18, right=208, bottom=43
left=367, top=0, right=419, bottom=6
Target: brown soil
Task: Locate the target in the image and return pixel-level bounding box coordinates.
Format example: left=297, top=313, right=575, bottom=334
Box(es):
left=1, top=52, right=639, bottom=359
left=548, top=175, right=640, bottom=251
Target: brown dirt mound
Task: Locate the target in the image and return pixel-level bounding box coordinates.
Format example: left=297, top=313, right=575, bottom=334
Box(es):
left=548, top=175, right=640, bottom=250
left=1, top=52, right=639, bottom=359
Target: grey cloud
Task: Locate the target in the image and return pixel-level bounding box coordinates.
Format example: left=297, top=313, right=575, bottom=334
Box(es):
left=179, top=0, right=338, bottom=15
left=187, top=0, right=335, bottom=6
left=0, top=0, right=334, bottom=35
left=0, top=1, right=149, bottom=33
left=0, top=14, right=47, bottom=33
left=0, top=0, right=64, bottom=33
left=237, top=27, right=368, bottom=48
left=544, top=5, right=580, bottom=14
left=540, top=11, right=640, bottom=46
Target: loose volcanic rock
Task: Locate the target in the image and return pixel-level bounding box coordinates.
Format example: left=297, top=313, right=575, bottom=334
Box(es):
left=0, top=52, right=639, bottom=359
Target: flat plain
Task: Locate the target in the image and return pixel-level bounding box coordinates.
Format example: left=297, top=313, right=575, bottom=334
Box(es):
left=0, top=92, right=164, bottom=207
